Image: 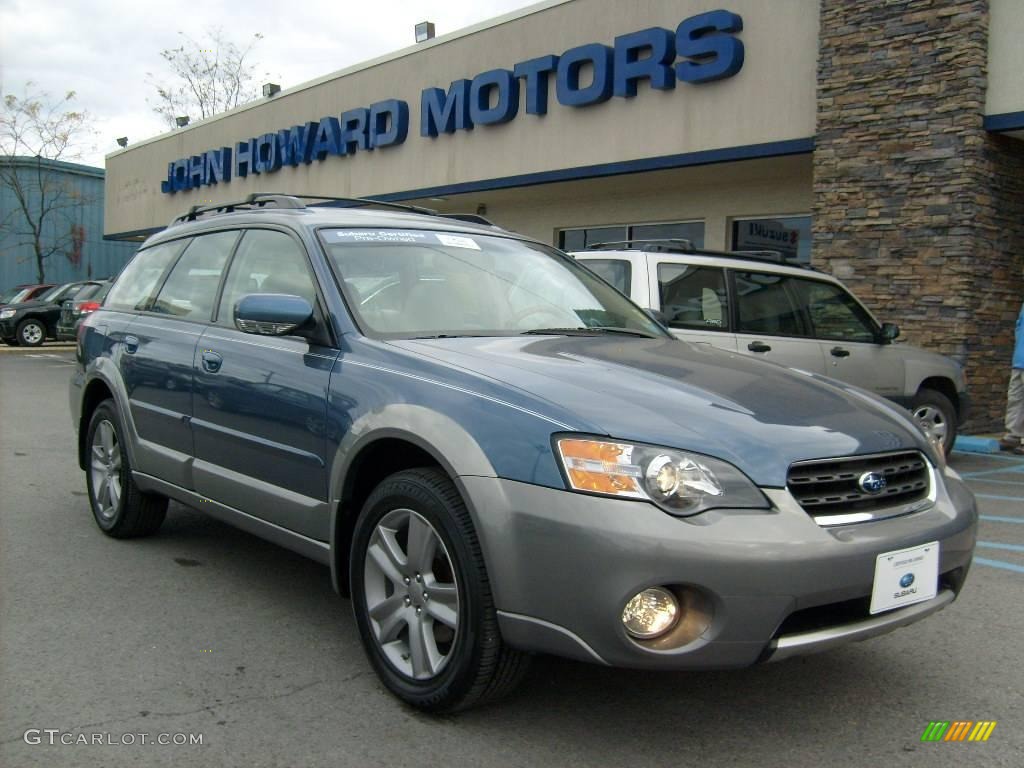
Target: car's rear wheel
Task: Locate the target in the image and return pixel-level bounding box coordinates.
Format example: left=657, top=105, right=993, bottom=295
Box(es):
left=911, top=389, right=957, bottom=455
left=16, top=318, right=45, bottom=347
left=86, top=400, right=167, bottom=538
left=350, top=468, right=528, bottom=712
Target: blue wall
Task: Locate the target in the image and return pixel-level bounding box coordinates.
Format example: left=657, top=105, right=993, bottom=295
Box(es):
left=0, top=157, right=138, bottom=290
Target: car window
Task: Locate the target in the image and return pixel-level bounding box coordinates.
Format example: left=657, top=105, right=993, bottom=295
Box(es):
left=217, top=229, right=318, bottom=327
left=151, top=232, right=237, bottom=320
left=657, top=264, right=728, bottom=330
left=106, top=241, right=188, bottom=312
left=39, top=284, right=69, bottom=303
left=320, top=229, right=664, bottom=338
left=790, top=278, right=877, bottom=343
left=583, top=259, right=632, bottom=295
left=733, top=271, right=808, bottom=337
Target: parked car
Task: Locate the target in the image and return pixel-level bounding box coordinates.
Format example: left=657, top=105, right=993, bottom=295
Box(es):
left=56, top=282, right=111, bottom=341
left=0, top=283, right=54, bottom=309
left=70, top=195, right=976, bottom=712
left=0, top=281, right=104, bottom=347
left=572, top=241, right=968, bottom=454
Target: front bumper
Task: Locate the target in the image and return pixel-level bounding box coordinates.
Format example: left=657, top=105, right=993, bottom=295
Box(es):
left=459, top=468, right=976, bottom=669
left=0, top=318, right=16, bottom=338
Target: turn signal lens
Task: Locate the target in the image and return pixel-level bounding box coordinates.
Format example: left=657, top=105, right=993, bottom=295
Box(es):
left=558, top=439, right=643, bottom=498
left=622, top=588, right=679, bottom=639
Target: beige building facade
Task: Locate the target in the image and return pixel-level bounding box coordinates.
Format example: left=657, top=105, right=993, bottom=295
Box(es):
left=104, top=0, right=1024, bottom=429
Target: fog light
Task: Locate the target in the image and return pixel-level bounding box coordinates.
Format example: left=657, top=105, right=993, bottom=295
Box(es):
left=622, top=587, right=679, bottom=639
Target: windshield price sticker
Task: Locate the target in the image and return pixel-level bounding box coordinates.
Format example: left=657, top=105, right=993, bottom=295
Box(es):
left=436, top=234, right=481, bottom=250
left=323, top=230, right=432, bottom=243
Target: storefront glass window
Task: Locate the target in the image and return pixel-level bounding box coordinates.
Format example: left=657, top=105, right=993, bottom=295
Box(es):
left=731, top=215, right=811, bottom=264
left=558, top=221, right=704, bottom=251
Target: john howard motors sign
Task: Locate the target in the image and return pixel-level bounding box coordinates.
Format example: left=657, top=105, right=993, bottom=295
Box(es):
left=160, top=9, right=745, bottom=194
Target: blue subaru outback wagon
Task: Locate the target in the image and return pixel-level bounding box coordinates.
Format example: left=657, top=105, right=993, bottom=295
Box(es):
left=71, top=194, right=977, bottom=712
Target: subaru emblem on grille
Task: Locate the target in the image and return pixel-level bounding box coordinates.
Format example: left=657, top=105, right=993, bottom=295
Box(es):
left=858, top=471, right=887, bottom=494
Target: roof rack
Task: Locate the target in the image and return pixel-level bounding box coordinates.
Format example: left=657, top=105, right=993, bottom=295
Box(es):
left=585, top=239, right=818, bottom=271
left=170, top=193, right=435, bottom=226
left=586, top=238, right=694, bottom=253
left=169, top=193, right=501, bottom=229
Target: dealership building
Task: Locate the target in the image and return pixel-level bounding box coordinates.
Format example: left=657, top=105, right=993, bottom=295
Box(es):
left=104, top=0, right=1024, bottom=430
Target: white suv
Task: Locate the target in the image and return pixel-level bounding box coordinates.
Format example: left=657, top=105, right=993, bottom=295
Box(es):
left=572, top=240, right=968, bottom=453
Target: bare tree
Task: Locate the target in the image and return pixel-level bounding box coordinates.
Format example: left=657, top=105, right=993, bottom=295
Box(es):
left=147, top=29, right=267, bottom=127
left=0, top=84, right=95, bottom=283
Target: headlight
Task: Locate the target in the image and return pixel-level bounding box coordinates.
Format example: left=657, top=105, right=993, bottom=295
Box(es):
left=0, top=309, right=15, bottom=319
left=555, top=436, right=768, bottom=515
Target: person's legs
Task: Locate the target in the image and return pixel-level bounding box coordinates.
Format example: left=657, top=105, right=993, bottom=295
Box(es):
left=1003, top=369, right=1024, bottom=449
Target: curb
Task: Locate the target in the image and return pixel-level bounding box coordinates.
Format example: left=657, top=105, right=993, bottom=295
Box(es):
left=0, top=344, right=76, bottom=354
left=953, top=436, right=1001, bottom=454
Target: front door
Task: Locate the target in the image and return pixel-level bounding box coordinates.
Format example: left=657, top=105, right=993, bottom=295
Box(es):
left=191, top=228, right=339, bottom=540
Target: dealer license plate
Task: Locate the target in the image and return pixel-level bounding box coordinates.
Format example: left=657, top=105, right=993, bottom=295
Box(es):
left=869, top=541, right=939, bottom=615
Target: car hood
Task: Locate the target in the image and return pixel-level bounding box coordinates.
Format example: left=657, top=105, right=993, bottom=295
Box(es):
left=4, top=299, right=52, bottom=312
left=389, top=335, right=934, bottom=488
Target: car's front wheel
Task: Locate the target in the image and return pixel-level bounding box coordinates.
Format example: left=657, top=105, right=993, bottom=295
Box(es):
left=86, top=400, right=168, bottom=538
left=350, top=468, right=528, bottom=712
left=16, top=318, right=45, bottom=347
left=911, top=388, right=957, bottom=455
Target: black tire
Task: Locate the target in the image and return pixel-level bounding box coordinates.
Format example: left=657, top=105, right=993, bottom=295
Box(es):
left=350, top=468, right=529, bottom=712
left=910, top=388, right=957, bottom=455
left=16, top=318, right=46, bottom=347
left=85, top=400, right=167, bottom=538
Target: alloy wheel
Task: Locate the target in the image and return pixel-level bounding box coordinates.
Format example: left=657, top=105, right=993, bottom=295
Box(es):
left=90, top=420, right=122, bottom=520
left=913, top=405, right=948, bottom=445
left=362, top=508, right=460, bottom=680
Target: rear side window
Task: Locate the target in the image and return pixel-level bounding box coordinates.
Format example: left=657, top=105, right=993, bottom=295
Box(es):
left=733, top=271, right=808, bottom=337
left=151, top=232, right=238, bottom=320
left=583, top=259, right=632, bottom=295
left=216, top=229, right=318, bottom=327
left=658, top=264, right=728, bottom=330
left=105, top=241, right=185, bottom=312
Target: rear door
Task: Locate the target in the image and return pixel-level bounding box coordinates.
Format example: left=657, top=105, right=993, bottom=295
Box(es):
left=119, top=232, right=238, bottom=487
left=648, top=257, right=736, bottom=350
left=729, top=269, right=828, bottom=375
left=192, top=228, right=338, bottom=539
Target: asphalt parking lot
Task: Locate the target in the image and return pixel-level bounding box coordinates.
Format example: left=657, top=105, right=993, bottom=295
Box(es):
left=1, top=349, right=1021, bottom=768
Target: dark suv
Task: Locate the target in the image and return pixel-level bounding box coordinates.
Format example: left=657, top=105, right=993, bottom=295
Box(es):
left=70, top=194, right=977, bottom=712
left=1, top=281, right=103, bottom=346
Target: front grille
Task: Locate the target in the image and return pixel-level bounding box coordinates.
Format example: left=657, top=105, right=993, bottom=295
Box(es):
left=787, top=450, right=931, bottom=523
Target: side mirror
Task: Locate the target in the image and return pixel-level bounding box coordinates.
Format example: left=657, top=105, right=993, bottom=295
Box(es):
left=644, top=308, right=668, bottom=326
left=235, top=294, right=313, bottom=336
left=880, top=322, right=900, bottom=342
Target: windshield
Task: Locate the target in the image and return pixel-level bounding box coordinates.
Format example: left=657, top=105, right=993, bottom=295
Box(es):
left=0, top=287, right=27, bottom=304
left=39, top=284, right=70, bottom=303
left=319, top=229, right=665, bottom=339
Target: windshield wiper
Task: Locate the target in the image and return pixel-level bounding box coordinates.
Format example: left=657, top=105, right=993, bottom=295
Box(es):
left=520, top=326, right=659, bottom=339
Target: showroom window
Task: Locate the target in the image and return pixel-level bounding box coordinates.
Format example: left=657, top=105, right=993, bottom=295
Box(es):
left=731, top=215, right=811, bottom=264
left=558, top=221, right=705, bottom=251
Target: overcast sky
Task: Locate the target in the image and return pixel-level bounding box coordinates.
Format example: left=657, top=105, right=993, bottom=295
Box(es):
left=0, top=0, right=538, bottom=167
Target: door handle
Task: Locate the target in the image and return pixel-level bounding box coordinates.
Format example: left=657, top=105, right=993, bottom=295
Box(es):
left=201, top=350, right=223, bottom=373
left=830, top=346, right=851, bottom=358
left=124, top=334, right=139, bottom=354
left=747, top=341, right=772, bottom=353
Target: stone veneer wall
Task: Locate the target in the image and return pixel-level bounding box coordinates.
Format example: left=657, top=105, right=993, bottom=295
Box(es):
left=813, top=0, right=1024, bottom=432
